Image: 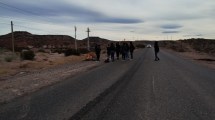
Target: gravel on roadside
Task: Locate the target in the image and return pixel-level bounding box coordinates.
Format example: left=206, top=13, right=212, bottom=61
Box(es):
left=0, top=61, right=104, bottom=104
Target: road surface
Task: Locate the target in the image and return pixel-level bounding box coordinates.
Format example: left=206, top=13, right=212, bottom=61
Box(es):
left=0, top=48, right=215, bottom=120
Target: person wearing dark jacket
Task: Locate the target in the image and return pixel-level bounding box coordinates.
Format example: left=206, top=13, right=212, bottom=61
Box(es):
left=154, top=41, right=160, bottom=61
left=121, top=43, right=126, bottom=60
left=129, top=42, right=135, bottom=59
left=125, top=43, right=129, bottom=60
left=106, top=44, right=111, bottom=61
left=95, top=44, right=101, bottom=61
left=115, top=42, right=121, bottom=60
left=110, top=43, right=116, bottom=62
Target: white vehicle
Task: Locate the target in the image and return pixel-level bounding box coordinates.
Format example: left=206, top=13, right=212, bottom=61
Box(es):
left=146, top=44, right=152, bottom=48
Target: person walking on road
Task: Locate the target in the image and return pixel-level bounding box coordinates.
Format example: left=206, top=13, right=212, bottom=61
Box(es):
left=129, top=42, right=135, bottom=59
left=121, top=43, right=126, bottom=60
left=125, top=43, right=130, bottom=60
left=116, top=42, right=121, bottom=60
left=110, top=43, right=116, bottom=62
left=95, top=44, right=101, bottom=61
left=154, top=41, right=160, bottom=61
left=106, top=44, right=111, bottom=62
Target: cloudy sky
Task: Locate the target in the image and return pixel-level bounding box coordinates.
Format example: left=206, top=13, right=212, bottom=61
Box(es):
left=0, top=0, right=215, bottom=40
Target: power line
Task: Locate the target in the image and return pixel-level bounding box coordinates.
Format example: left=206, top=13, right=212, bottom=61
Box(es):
left=0, top=20, right=65, bottom=35
left=0, top=1, right=39, bottom=16
left=13, top=24, right=64, bottom=35
left=1, top=17, right=75, bottom=36
left=0, top=22, right=10, bottom=25
left=0, top=1, right=59, bottom=25
left=0, top=2, right=75, bottom=36
left=0, top=1, right=79, bottom=36
left=0, top=18, right=68, bottom=35
left=0, top=16, right=64, bottom=28
left=0, top=16, right=75, bottom=36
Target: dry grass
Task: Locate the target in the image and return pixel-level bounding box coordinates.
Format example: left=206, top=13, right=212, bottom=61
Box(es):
left=0, top=69, right=9, bottom=75
left=164, top=48, right=215, bottom=69
left=0, top=52, right=86, bottom=77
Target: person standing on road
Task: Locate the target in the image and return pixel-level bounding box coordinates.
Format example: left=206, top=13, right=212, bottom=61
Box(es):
left=106, top=44, right=111, bottom=62
left=129, top=42, right=135, bottom=59
left=154, top=41, right=160, bottom=61
left=115, top=42, right=121, bottom=60
left=95, top=44, right=101, bottom=61
left=125, top=43, right=130, bottom=60
left=110, top=43, right=116, bottom=62
left=121, top=43, right=126, bottom=60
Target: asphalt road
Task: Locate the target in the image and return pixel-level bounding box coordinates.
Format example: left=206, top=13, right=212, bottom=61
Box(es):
left=0, top=48, right=215, bottom=120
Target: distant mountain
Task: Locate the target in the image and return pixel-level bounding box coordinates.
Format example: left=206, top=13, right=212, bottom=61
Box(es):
left=0, top=31, right=113, bottom=50
left=0, top=31, right=76, bottom=50
left=80, top=37, right=111, bottom=49
left=82, top=37, right=111, bottom=43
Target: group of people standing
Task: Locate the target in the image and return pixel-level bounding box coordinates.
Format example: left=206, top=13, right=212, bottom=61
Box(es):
left=94, top=42, right=135, bottom=62
left=95, top=41, right=160, bottom=62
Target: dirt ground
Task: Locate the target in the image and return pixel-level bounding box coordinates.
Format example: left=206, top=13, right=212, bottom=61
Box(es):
left=164, top=48, right=215, bottom=70
left=0, top=52, right=105, bottom=104
left=0, top=52, right=86, bottom=77
left=0, top=48, right=214, bottom=104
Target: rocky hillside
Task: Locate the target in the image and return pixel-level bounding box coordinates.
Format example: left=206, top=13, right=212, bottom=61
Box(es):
left=0, top=31, right=113, bottom=51
left=159, top=38, right=215, bottom=55
left=80, top=37, right=111, bottom=49
left=0, top=31, right=75, bottom=50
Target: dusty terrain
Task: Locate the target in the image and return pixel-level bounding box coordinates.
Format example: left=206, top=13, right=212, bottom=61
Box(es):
left=0, top=41, right=214, bottom=105
left=163, top=48, right=215, bottom=70
left=178, top=51, right=215, bottom=69
left=0, top=51, right=105, bottom=104
left=158, top=39, right=215, bottom=69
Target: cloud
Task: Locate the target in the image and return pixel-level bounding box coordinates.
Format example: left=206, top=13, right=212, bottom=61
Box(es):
left=0, top=0, right=143, bottom=24
left=1, top=0, right=215, bottom=40
left=162, top=31, right=180, bottom=34
left=91, top=17, right=143, bottom=24
left=183, top=34, right=203, bottom=37
left=196, top=34, right=203, bottom=36
left=161, top=24, right=183, bottom=29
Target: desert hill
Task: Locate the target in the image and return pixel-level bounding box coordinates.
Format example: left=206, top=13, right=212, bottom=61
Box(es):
left=158, top=38, right=215, bottom=54
left=1, top=31, right=215, bottom=55
left=0, top=31, right=75, bottom=50
left=0, top=31, right=112, bottom=51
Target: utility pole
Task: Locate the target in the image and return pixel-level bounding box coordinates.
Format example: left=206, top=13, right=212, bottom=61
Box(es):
left=11, top=21, right=15, bottom=53
left=86, top=27, right=90, bottom=51
left=74, top=26, right=77, bottom=51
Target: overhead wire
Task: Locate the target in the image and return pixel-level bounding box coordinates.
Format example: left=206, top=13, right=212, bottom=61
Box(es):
left=0, top=2, right=62, bottom=25
left=0, top=22, right=10, bottom=25
left=0, top=1, right=39, bottom=16
left=0, top=1, right=74, bottom=35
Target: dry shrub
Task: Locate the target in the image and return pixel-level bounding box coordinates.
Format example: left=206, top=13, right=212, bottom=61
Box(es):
left=64, top=49, right=80, bottom=56
left=186, top=39, right=215, bottom=53
left=19, top=63, right=29, bottom=68
left=0, top=69, right=9, bottom=75
left=4, top=56, right=14, bottom=62
left=48, top=60, right=54, bottom=65
left=21, top=50, right=35, bottom=60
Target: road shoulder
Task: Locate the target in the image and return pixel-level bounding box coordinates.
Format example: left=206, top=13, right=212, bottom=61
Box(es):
left=0, top=61, right=103, bottom=104
left=162, top=48, right=215, bottom=70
